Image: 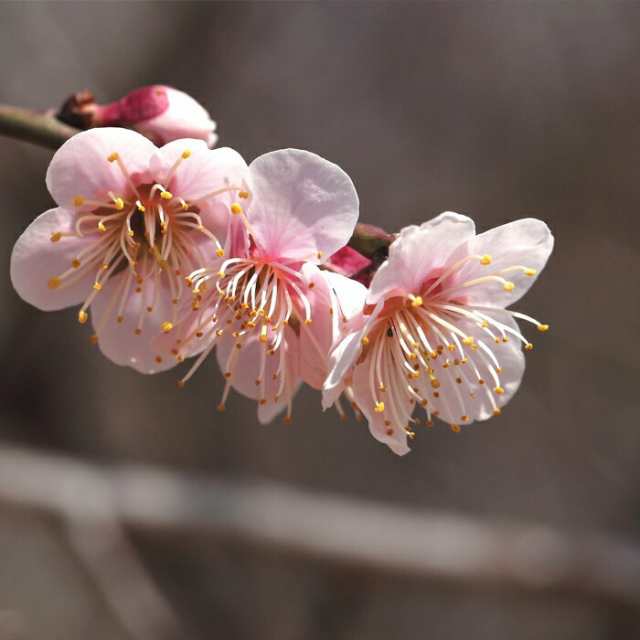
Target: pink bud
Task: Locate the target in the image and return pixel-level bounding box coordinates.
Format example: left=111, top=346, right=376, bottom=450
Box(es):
left=95, top=85, right=218, bottom=147
left=326, top=246, right=372, bottom=278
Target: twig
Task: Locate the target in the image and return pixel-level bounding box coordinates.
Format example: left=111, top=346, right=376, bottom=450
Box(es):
left=1, top=443, right=640, bottom=609
left=0, top=105, right=78, bottom=150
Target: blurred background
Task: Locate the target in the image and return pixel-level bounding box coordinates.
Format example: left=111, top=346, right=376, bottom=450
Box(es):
left=1, top=1, right=640, bottom=638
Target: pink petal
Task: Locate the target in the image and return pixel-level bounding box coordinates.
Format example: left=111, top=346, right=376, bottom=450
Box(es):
left=216, top=324, right=301, bottom=423
left=247, top=149, right=358, bottom=262
left=322, top=270, right=367, bottom=322
left=456, top=218, right=554, bottom=308
left=90, top=270, right=178, bottom=374
left=421, top=312, right=526, bottom=426
left=10, top=207, right=96, bottom=311
left=46, top=128, right=156, bottom=209
left=368, top=212, right=475, bottom=305
left=321, top=330, right=363, bottom=410
left=297, top=264, right=336, bottom=390
left=351, top=361, right=411, bottom=456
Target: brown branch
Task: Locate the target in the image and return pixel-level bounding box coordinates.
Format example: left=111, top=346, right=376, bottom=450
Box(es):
left=1, top=443, right=640, bottom=609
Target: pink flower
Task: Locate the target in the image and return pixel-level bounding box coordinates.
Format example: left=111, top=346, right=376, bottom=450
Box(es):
left=165, top=149, right=364, bottom=423
left=10, top=127, right=248, bottom=373
left=96, top=86, right=218, bottom=147
left=323, top=212, right=554, bottom=455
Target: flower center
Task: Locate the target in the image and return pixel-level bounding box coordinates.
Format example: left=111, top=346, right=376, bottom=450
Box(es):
left=170, top=256, right=314, bottom=422
left=46, top=149, right=228, bottom=339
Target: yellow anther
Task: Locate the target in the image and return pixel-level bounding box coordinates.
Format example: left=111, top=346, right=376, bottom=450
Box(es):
left=160, top=190, right=173, bottom=200
left=92, top=282, right=102, bottom=291
left=462, top=336, right=474, bottom=346
left=217, top=270, right=225, bottom=278
left=161, top=321, right=174, bottom=333
left=72, top=259, right=81, bottom=268
left=304, top=318, right=312, bottom=325
left=47, top=276, right=61, bottom=289
left=259, top=325, right=269, bottom=343
left=494, top=386, right=505, bottom=395
left=461, top=415, right=469, bottom=422
left=136, top=200, right=146, bottom=212
left=73, top=195, right=85, bottom=207
left=317, top=251, right=324, bottom=259
left=525, top=268, right=537, bottom=277
left=430, top=378, right=441, bottom=389
left=181, top=149, right=192, bottom=159
left=447, top=344, right=456, bottom=352
left=116, top=315, right=124, bottom=324
left=361, top=335, right=370, bottom=346
left=409, top=294, right=423, bottom=308
left=450, top=423, right=461, bottom=433
left=537, top=323, right=550, bottom=333
left=493, top=408, right=502, bottom=417
left=481, top=320, right=489, bottom=328
left=181, top=200, right=189, bottom=211
left=107, top=152, right=119, bottom=163
left=215, top=248, right=225, bottom=257
left=480, top=254, right=492, bottom=265
left=78, top=310, right=88, bottom=324
left=98, top=221, right=107, bottom=233
left=374, top=401, right=385, bottom=413
left=525, top=343, right=534, bottom=351
left=230, top=202, right=243, bottom=215
left=503, top=281, right=515, bottom=292
left=238, top=190, right=250, bottom=199
left=50, top=231, right=62, bottom=242
left=216, top=402, right=226, bottom=412
left=113, top=197, right=124, bottom=210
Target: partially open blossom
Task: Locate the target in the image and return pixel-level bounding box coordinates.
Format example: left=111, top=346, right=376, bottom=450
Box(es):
left=10, top=127, right=248, bottom=372
left=163, top=149, right=364, bottom=422
left=323, top=212, right=554, bottom=455
left=95, top=86, right=218, bottom=147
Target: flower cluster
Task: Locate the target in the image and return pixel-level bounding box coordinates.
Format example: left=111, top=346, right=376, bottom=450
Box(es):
left=10, top=98, right=553, bottom=455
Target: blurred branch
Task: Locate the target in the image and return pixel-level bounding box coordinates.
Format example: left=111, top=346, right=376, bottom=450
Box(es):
left=65, top=515, right=187, bottom=640
left=1, top=445, right=640, bottom=610
left=0, top=105, right=78, bottom=150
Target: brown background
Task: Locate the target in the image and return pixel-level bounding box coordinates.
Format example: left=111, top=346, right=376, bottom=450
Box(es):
left=1, top=1, right=639, bottom=638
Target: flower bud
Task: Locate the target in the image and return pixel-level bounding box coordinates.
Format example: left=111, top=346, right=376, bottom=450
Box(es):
left=95, top=85, right=218, bottom=147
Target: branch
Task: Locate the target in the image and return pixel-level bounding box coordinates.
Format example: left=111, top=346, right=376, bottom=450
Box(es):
left=1, top=443, right=640, bottom=609
left=0, top=105, right=78, bottom=150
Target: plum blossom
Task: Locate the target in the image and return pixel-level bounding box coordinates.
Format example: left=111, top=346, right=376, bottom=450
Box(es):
left=95, top=86, right=218, bottom=147
left=323, top=212, right=554, bottom=455
left=10, top=127, right=248, bottom=373
left=163, top=148, right=364, bottom=423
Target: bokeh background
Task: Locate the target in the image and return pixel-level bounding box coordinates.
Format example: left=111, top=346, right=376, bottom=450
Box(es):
left=1, top=1, right=640, bottom=638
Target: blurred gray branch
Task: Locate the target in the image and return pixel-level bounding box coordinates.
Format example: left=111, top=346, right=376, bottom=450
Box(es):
left=1, top=443, right=640, bottom=610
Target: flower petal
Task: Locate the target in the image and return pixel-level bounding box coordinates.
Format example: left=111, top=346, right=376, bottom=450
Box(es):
left=10, top=207, right=96, bottom=311
left=351, top=360, right=411, bottom=456
left=368, top=212, right=475, bottom=305
left=322, top=329, right=363, bottom=410
left=90, top=270, right=178, bottom=374
left=417, top=311, right=525, bottom=426
left=46, top=128, right=156, bottom=209
left=248, top=149, right=359, bottom=262
left=456, top=218, right=554, bottom=308
left=216, top=324, right=301, bottom=423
